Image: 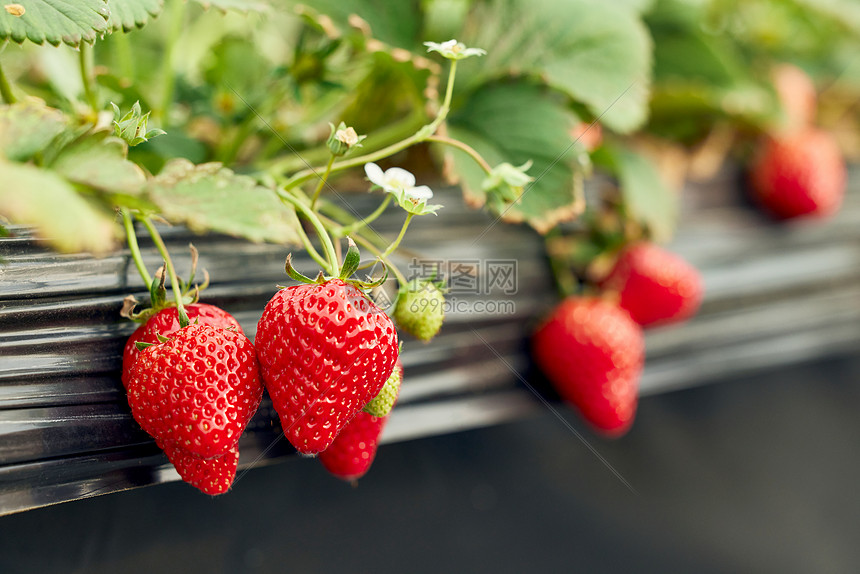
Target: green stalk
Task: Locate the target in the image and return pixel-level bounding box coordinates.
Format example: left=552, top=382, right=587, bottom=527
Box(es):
left=113, top=31, right=135, bottom=82
left=276, top=190, right=338, bottom=276
left=335, top=194, right=392, bottom=238
left=294, top=216, right=333, bottom=271
left=352, top=233, right=407, bottom=285
left=0, top=60, right=16, bottom=104
left=283, top=61, right=461, bottom=191
left=425, top=134, right=492, bottom=174
left=139, top=216, right=189, bottom=327
left=310, top=155, right=336, bottom=209
left=380, top=213, right=414, bottom=260
left=79, top=43, right=98, bottom=113
left=121, top=209, right=153, bottom=286
left=426, top=59, right=457, bottom=135
left=266, top=107, right=426, bottom=177
left=156, top=0, right=187, bottom=126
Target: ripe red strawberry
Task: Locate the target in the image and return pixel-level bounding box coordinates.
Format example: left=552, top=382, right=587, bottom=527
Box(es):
left=255, top=279, right=398, bottom=455
left=319, top=411, right=388, bottom=481
left=749, top=128, right=846, bottom=219
left=161, top=441, right=239, bottom=496
left=531, top=297, right=644, bottom=437
left=126, top=323, right=263, bottom=459
left=601, top=242, right=704, bottom=328
left=122, top=303, right=242, bottom=388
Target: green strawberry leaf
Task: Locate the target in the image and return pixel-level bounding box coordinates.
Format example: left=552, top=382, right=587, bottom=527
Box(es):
left=459, top=0, right=652, bottom=133
left=446, top=82, right=582, bottom=234
left=50, top=131, right=146, bottom=194
left=107, top=0, right=163, bottom=32
left=146, top=159, right=302, bottom=245
left=0, top=159, right=120, bottom=254
left=0, top=0, right=109, bottom=46
left=596, top=143, right=678, bottom=242
left=0, top=100, right=69, bottom=162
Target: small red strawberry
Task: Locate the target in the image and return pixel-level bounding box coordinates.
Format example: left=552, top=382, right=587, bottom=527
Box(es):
left=126, top=323, right=263, bottom=459
left=255, top=278, right=398, bottom=455
left=600, top=242, right=704, bottom=328
left=161, top=441, right=239, bottom=496
left=122, top=303, right=242, bottom=388
left=319, top=411, right=388, bottom=481
left=531, top=297, right=644, bottom=437
left=749, top=128, right=846, bottom=220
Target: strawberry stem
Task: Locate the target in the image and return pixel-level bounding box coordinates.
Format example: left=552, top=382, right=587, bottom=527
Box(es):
left=0, top=60, right=16, bottom=104
left=276, top=190, right=339, bottom=276
left=282, top=60, right=460, bottom=191
left=79, top=43, right=98, bottom=114
left=139, top=215, right=190, bottom=328
left=121, top=209, right=153, bottom=287
left=335, top=194, right=392, bottom=238
left=380, top=213, right=414, bottom=260
left=352, top=233, right=407, bottom=285
left=310, top=154, right=336, bottom=210
left=425, top=135, right=492, bottom=174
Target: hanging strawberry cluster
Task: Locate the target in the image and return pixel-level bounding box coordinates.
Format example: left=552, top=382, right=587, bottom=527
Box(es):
left=119, top=41, right=496, bottom=494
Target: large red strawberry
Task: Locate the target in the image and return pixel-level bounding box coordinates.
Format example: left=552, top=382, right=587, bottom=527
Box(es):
left=600, top=242, right=704, bottom=328
left=319, top=411, right=388, bottom=481
left=255, top=279, right=398, bottom=455
left=531, top=297, right=644, bottom=437
left=160, top=441, right=239, bottom=496
left=126, top=323, right=263, bottom=459
left=749, top=128, right=846, bottom=219
left=122, top=303, right=242, bottom=388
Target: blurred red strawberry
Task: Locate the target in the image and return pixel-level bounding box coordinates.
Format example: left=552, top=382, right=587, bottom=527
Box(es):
left=532, top=297, right=644, bottom=437
left=749, top=128, right=846, bottom=220
left=601, top=242, right=704, bottom=328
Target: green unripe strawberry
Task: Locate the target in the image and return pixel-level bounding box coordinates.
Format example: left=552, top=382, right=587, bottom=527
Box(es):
left=393, top=279, right=445, bottom=342
left=363, top=361, right=402, bottom=417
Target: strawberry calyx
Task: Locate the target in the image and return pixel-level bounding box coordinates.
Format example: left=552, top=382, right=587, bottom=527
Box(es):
left=284, top=237, right=389, bottom=293
left=121, top=244, right=210, bottom=324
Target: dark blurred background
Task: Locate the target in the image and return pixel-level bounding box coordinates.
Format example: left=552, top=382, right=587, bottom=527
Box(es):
left=2, top=352, right=859, bottom=574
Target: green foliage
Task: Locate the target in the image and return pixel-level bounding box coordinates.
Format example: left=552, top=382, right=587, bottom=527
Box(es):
left=595, top=143, right=678, bottom=242
left=447, top=82, right=582, bottom=233
left=191, top=0, right=270, bottom=13
left=0, top=160, right=120, bottom=253
left=0, top=0, right=109, bottom=46
left=51, top=131, right=146, bottom=193
left=460, top=0, right=653, bottom=133
left=0, top=100, right=68, bottom=161
left=112, top=101, right=166, bottom=146
left=108, top=0, right=163, bottom=32
left=288, top=0, right=423, bottom=49
left=146, top=160, right=302, bottom=245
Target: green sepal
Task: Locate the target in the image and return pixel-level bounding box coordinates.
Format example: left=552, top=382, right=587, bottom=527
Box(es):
left=284, top=253, right=322, bottom=284
left=135, top=341, right=156, bottom=351
left=339, top=237, right=361, bottom=279
left=149, top=267, right=167, bottom=308
left=350, top=261, right=388, bottom=290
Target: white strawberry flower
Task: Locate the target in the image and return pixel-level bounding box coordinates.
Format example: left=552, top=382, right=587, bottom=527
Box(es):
left=424, top=39, right=486, bottom=61
left=364, top=163, right=442, bottom=215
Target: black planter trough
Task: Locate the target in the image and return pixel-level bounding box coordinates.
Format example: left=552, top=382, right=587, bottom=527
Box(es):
left=1, top=165, right=859, bottom=515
